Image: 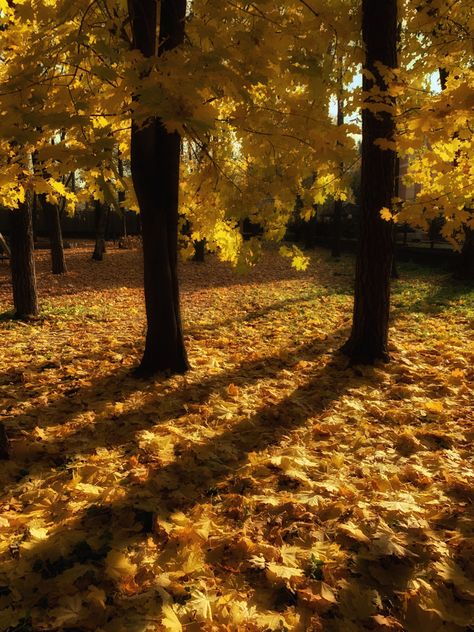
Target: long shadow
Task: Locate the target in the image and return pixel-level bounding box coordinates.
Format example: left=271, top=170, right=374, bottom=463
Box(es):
left=3, top=325, right=344, bottom=495
left=405, top=279, right=473, bottom=315
left=1, top=292, right=320, bottom=442
left=3, top=327, right=362, bottom=623
left=0, top=246, right=353, bottom=300
left=391, top=266, right=474, bottom=317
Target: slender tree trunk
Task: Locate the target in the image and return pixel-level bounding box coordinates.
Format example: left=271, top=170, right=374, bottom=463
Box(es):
left=193, top=239, right=206, bottom=262
left=341, top=0, right=397, bottom=364
left=455, top=225, right=474, bottom=281
left=0, top=422, right=9, bottom=460
left=118, top=157, right=127, bottom=238
left=92, top=200, right=107, bottom=261
left=332, top=200, right=343, bottom=258
left=303, top=208, right=318, bottom=250
left=40, top=195, right=67, bottom=274
left=332, top=93, right=344, bottom=258
left=32, top=192, right=39, bottom=244
left=439, top=67, right=448, bottom=91
left=392, top=156, right=401, bottom=279
left=9, top=191, right=39, bottom=318
left=128, top=0, right=189, bottom=375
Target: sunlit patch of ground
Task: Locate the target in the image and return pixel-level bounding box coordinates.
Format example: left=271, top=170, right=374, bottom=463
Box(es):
left=0, top=244, right=473, bottom=631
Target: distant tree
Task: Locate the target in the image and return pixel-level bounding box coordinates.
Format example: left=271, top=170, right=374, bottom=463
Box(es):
left=10, top=191, right=39, bottom=319
left=455, top=227, right=474, bottom=282
left=40, top=195, right=67, bottom=274
left=0, top=421, right=9, bottom=460
left=193, top=239, right=206, bottom=262
left=92, top=200, right=107, bottom=262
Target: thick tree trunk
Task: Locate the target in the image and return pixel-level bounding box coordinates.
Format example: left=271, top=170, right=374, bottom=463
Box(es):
left=9, top=192, right=39, bottom=318
left=40, top=195, right=67, bottom=274
left=341, top=0, right=397, bottom=364
left=128, top=0, right=189, bottom=375
left=92, top=200, right=107, bottom=261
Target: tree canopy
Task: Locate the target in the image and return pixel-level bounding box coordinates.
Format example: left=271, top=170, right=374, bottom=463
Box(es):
left=1, top=0, right=470, bottom=264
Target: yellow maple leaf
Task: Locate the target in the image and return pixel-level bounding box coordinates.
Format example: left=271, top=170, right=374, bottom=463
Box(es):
left=161, top=604, right=183, bottom=631
left=51, top=595, right=83, bottom=627
left=105, top=549, right=137, bottom=581
left=380, top=207, right=394, bottom=221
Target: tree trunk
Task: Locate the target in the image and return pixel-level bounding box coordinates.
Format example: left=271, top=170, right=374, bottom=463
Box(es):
left=32, top=192, right=39, bottom=244
left=128, top=0, right=189, bottom=376
left=0, top=422, right=9, bottom=460
left=193, top=239, right=206, bottom=262
left=341, top=0, right=397, bottom=364
left=118, top=156, right=127, bottom=238
left=332, top=200, right=343, bottom=258
left=455, top=226, right=474, bottom=281
left=92, top=200, right=107, bottom=261
left=9, top=191, right=39, bottom=319
left=40, top=195, right=67, bottom=274
left=332, top=94, right=344, bottom=258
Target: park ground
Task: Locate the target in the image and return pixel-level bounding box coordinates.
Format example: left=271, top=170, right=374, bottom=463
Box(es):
left=0, top=244, right=473, bottom=631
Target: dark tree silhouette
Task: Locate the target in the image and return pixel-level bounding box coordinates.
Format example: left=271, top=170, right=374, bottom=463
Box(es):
left=128, top=0, right=189, bottom=375
left=341, top=0, right=398, bottom=363
left=10, top=191, right=39, bottom=319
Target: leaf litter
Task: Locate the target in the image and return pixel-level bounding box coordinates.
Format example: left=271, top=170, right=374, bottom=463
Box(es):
left=0, top=244, right=473, bottom=631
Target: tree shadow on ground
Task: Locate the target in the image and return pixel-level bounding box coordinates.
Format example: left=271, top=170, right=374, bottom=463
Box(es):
left=406, top=280, right=473, bottom=315
left=1, top=292, right=325, bottom=443
left=2, top=326, right=367, bottom=625
left=392, top=266, right=474, bottom=317
left=0, top=246, right=355, bottom=302
left=4, top=323, right=346, bottom=490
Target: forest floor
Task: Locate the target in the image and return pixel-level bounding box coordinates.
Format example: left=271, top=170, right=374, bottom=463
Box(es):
left=0, top=244, right=473, bottom=632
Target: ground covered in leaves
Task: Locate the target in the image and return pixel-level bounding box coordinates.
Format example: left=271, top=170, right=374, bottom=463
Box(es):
left=0, top=244, right=473, bottom=632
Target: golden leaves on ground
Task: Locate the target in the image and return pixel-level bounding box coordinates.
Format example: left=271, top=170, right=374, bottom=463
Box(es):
left=0, top=245, right=473, bottom=631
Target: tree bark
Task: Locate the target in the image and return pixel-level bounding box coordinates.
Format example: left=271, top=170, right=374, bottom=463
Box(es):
left=332, top=94, right=344, bottom=258
left=40, top=195, right=67, bottom=274
left=118, top=156, right=127, bottom=238
left=341, top=0, right=397, bottom=363
left=128, top=0, right=189, bottom=375
left=9, top=191, right=39, bottom=318
left=92, top=200, right=107, bottom=261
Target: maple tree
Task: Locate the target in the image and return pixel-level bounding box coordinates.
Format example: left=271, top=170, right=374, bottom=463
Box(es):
left=341, top=0, right=398, bottom=363
left=9, top=191, right=39, bottom=318
left=0, top=0, right=472, bottom=349
left=128, top=0, right=189, bottom=376
left=0, top=1, right=472, bottom=628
